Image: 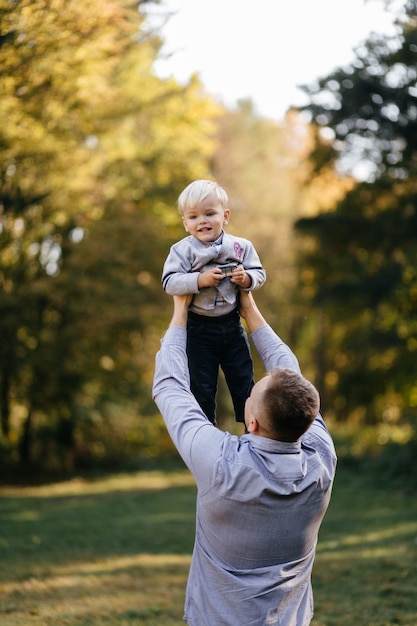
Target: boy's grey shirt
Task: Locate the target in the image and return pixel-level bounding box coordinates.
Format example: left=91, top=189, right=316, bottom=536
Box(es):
left=152, top=323, right=337, bottom=626
left=162, top=233, right=266, bottom=316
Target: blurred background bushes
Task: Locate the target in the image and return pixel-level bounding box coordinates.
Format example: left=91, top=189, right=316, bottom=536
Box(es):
left=1, top=0, right=416, bottom=478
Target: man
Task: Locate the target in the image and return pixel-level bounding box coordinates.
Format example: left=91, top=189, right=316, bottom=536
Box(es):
left=152, top=291, right=337, bottom=626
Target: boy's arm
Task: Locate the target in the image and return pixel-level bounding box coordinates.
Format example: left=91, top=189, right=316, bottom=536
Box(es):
left=162, top=247, right=201, bottom=295
left=163, top=246, right=227, bottom=294
left=232, top=241, right=266, bottom=291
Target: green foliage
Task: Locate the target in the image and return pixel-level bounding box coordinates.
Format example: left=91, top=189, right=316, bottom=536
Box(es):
left=0, top=0, right=221, bottom=470
left=294, top=2, right=417, bottom=435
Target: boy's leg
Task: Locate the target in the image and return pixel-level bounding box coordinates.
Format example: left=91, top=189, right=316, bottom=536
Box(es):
left=221, top=321, right=254, bottom=423
left=187, top=317, right=220, bottom=425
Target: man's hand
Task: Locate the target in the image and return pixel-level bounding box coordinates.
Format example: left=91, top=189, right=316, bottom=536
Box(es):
left=238, top=291, right=268, bottom=333
left=169, top=294, right=193, bottom=329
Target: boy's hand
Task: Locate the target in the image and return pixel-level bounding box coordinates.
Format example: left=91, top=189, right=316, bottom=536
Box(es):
left=231, top=265, right=251, bottom=288
left=198, top=268, right=224, bottom=288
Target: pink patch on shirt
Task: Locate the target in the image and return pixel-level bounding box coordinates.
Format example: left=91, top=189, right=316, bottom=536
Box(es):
left=234, top=242, right=244, bottom=261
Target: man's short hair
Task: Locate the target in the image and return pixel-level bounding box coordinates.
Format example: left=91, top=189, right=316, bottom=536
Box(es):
left=263, top=368, right=320, bottom=441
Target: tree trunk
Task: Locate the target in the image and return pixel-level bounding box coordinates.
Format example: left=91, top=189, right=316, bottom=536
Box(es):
left=19, top=407, right=33, bottom=463
left=1, top=367, right=10, bottom=437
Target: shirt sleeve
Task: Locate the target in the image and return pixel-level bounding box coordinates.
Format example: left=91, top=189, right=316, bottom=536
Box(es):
left=241, top=242, right=266, bottom=291
left=162, top=245, right=200, bottom=295
left=152, top=326, right=225, bottom=483
left=250, top=324, right=301, bottom=373
left=251, top=325, right=337, bottom=456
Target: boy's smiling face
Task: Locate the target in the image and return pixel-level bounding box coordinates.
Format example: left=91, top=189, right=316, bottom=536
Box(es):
left=182, top=193, right=229, bottom=243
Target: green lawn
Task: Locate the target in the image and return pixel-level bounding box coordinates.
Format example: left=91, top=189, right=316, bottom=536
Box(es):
left=1, top=461, right=416, bottom=626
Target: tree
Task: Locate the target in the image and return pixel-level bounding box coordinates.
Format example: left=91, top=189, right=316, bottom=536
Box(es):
left=1, top=0, right=144, bottom=461
left=0, top=0, right=221, bottom=469
left=294, top=0, right=417, bottom=444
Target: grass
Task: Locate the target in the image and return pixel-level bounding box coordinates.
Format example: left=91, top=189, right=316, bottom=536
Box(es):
left=1, top=460, right=417, bottom=626
left=312, top=461, right=417, bottom=626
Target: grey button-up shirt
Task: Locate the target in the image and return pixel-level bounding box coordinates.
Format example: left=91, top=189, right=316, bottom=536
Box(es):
left=152, top=323, right=337, bottom=626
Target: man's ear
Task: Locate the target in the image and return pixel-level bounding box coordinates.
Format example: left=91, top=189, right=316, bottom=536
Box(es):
left=182, top=217, right=189, bottom=232
left=246, top=416, right=258, bottom=433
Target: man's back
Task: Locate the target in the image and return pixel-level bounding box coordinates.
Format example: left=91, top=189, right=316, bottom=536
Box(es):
left=153, top=311, right=336, bottom=626
left=198, top=430, right=333, bottom=568
left=184, top=421, right=334, bottom=626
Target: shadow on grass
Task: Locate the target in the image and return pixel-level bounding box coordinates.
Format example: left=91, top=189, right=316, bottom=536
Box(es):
left=1, top=469, right=196, bottom=625
left=1, top=462, right=417, bottom=625
left=1, top=470, right=197, bottom=576
left=311, top=459, right=417, bottom=626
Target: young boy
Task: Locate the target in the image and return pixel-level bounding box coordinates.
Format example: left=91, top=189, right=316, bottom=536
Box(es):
left=161, top=179, right=266, bottom=425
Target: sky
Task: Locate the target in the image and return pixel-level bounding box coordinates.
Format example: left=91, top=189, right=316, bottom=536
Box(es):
left=150, top=0, right=400, bottom=121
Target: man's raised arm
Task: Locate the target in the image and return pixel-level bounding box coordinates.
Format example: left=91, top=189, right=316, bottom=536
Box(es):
left=168, top=294, right=193, bottom=329
left=238, top=290, right=268, bottom=333
left=239, top=290, right=301, bottom=374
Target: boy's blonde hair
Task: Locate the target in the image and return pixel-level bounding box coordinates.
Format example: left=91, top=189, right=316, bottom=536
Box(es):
left=177, top=180, right=228, bottom=214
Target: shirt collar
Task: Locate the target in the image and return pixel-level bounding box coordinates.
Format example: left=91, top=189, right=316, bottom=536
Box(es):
left=210, top=231, right=224, bottom=246
left=242, top=434, right=301, bottom=454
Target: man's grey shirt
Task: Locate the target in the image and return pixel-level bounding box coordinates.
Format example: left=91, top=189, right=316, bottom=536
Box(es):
left=152, top=323, right=337, bottom=626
